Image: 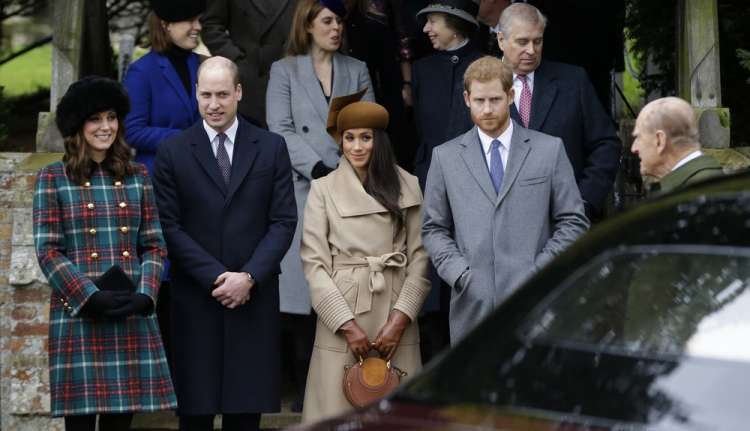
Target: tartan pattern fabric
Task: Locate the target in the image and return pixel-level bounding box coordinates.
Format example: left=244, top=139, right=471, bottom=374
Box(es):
left=33, top=161, right=177, bottom=416
left=518, top=74, right=532, bottom=127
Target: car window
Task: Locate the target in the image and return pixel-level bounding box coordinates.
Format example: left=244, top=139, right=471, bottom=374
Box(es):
left=520, top=245, right=750, bottom=361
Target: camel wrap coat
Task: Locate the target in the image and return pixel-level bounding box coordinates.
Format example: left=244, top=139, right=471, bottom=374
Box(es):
left=300, top=157, right=430, bottom=422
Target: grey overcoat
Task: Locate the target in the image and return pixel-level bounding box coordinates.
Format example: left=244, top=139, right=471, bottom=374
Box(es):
left=266, top=52, right=374, bottom=314
left=422, top=123, right=590, bottom=342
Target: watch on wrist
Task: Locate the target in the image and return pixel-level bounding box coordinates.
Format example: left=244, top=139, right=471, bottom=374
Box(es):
left=245, top=272, right=255, bottom=284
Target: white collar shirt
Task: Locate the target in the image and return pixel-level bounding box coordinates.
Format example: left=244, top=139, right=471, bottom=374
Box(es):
left=478, top=121, right=514, bottom=172
left=512, top=71, right=535, bottom=110
left=203, top=117, right=239, bottom=163
left=672, top=150, right=703, bottom=172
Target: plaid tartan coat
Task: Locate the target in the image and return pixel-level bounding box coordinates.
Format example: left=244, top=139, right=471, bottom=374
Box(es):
left=33, top=161, right=177, bottom=417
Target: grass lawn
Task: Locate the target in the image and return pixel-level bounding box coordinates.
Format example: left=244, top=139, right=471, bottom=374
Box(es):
left=0, top=44, right=51, bottom=96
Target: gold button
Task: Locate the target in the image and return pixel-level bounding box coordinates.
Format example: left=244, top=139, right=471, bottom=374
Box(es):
left=63, top=302, right=69, bottom=307
left=119, top=202, right=127, bottom=208
left=114, top=181, right=122, bottom=187
left=90, top=252, right=99, bottom=259
left=122, top=250, right=130, bottom=258
left=59, top=298, right=65, bottom=303
left=84, top=181, right=91, bottom=187
left=89, top=228, right=97, bottom=235
left=87, top=203, right=95, bottom=209
left=120, top=226, right=129, bottom=233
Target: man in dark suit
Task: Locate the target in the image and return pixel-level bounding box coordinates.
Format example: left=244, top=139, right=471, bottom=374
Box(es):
left=474, top=0, right=510, bottom=57
left=201, top=0, right=296, bottom=127
left=152, top=57, right=297, bottom=431
left=497, top=3, right=621, bottom=220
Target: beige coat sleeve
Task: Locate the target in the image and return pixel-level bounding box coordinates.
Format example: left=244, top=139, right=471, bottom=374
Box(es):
left=392, top=203, right=430, bottom=321
left=300, top=180, right=355, bottom=332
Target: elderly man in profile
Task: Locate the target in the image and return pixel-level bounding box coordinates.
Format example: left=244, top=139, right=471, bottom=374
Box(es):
left=631, top=96, right=723, bottom=194
left=496, top=3, right=621, bottom=220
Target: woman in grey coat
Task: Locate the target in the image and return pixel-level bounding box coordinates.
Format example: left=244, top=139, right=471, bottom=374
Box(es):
left=266, top=0, right=374, bottom=410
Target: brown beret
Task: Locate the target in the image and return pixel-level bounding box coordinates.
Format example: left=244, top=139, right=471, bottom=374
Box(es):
left=326, top=89, right=389, bottom=142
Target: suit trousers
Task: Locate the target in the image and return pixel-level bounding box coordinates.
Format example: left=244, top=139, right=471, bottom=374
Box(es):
left=178, top=413, right=260, bottom=431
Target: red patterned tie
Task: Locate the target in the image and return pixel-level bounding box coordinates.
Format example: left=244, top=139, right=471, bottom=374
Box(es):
left=518, top=74, right=532, bottom=127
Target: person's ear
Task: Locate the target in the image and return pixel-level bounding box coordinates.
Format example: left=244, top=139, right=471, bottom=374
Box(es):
left=236, top=83, right=242, bottom=101
left=655, top=130, right=667, bottom=154
left=463, top=90, right=471, bottom=108
left=497, top=31, right=506, bottom=52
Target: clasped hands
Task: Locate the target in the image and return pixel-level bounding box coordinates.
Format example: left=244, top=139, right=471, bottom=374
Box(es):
left=212, top=271, right=253, bottom=309
left=83, top=290, right=153, bottom=319
left=338, top=310, right=411, bottom=361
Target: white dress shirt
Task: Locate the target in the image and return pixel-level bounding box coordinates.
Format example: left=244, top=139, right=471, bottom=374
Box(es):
left=203, top=117, right=239, bottom=163
left=512, top=72, right=535, bottom=110
left=478, top=121, right=514, bottom=172
left=672, top=150, right=703, bottom=172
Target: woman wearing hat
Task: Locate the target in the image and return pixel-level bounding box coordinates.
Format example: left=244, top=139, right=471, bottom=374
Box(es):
left=33, top=77, right=176, bottom=431
left=123, top=0, right=205, bottom=173
left=299, top=97, right=429, bottom=422
left=411, top=0, right=482, bottom=363
left=266, top=0, right=375, bottom=411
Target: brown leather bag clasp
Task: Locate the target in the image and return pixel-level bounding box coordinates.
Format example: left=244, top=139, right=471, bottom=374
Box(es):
left=343, top=355, right=406, bottom=408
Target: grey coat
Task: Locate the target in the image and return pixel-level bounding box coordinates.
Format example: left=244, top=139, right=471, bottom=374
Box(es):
left=422, top=123, right=590, bottom=342
left=266, top=52, right=374, bottom=314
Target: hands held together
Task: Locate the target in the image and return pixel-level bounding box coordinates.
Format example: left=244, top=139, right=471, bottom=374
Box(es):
left=83, top=290, right=153, bottom=319
left=212, top=271, right=254, bottom=309
left=339, top=310, right=411, bottom=361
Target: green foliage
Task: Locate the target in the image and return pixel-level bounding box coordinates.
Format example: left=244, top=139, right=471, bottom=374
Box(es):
left=0, top=43, right=51, bottom=96
left=624, top=0, right=677, bottom=97
left=0, top=86, right=10, bottom=144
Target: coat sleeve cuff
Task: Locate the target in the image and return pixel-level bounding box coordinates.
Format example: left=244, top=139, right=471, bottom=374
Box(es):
left=393, top=278, right=429, bottom=322
left=315, top=290, right=355, bottom=333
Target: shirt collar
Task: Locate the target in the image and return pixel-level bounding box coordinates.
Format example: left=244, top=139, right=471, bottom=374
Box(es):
left=513, top=71, right=535, bottom=86
left=203, top=116, right=239, bottom=144
left=477, top=121, right=514, bottom=155
left=672, top=149, right=703, bottom=172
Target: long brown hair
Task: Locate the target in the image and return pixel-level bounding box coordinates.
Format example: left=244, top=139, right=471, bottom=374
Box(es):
left=63, top=116, right=135, bottom=185
left=362, top=129, right=403, bottom=235
left=147, top=12, right=172, bottom=53
left=287, top=0, right=327, bottom=56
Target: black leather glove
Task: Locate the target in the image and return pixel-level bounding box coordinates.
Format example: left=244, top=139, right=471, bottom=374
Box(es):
left=104, top=293, right=154, bottom=319
left=81, top=291, right=131, bottom=316
left=311, top=161, right=334, bottom=179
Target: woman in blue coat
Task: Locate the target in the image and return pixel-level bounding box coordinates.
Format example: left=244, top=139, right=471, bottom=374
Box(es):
left=123, top=0, right=204, bottom=174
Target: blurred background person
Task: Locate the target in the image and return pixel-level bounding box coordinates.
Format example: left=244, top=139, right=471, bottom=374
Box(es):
left=266, top=0, right=374, bottom=412
left=300, top=98, right=429, bottom=422
left=411, top=0, right=482, bottom=364
left=201, top=0, right=297, bottom=127
left=33, top=77, right=176, bottom=431
left=123, top=0, right=205, bottom=361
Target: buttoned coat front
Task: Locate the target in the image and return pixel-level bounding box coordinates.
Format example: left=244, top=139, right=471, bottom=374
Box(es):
left=300, top=158, right=430, bottom=422
left=33, top=162, right=176, bottom=416
left=266, top=53, right=374, bottom=315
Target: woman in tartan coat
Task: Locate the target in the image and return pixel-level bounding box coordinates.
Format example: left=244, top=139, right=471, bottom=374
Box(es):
left=33, top=77, right=177, bottom=431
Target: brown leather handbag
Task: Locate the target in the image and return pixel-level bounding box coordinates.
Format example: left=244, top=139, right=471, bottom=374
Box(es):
left=343, top=356, right=406, bottom=408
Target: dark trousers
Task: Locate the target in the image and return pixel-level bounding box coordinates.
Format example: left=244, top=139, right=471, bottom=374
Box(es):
left=281, top=312, right=316, bottom=410
left=64, top=413, right=133, bottom=431
left=178, top=413, right=260, bottom=431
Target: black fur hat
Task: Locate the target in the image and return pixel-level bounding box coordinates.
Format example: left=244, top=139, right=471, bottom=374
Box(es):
left=151, top=0, right=206, bottom=22
left=55, top=76, right=130, bottom=138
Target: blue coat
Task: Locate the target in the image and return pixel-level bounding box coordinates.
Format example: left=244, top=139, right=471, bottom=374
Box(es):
left=123, top=50, right=201, bottom=173
left=152, top=117, right=297, bottom=414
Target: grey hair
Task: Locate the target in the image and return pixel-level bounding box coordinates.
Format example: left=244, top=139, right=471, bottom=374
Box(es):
left=497, top=3, right=547, bottom=35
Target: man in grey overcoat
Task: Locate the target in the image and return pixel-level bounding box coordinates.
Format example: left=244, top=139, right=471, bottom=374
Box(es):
left=422, top=56, right=589, bottom=344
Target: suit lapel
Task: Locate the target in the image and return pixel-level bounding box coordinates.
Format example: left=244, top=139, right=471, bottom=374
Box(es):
left=191, top=124, right=227, bottom=196
left=298, top=54, right=329, bottom=125
left=331, top=52, right=352, bottom=99
left=157, top=54, right=193, bottom=114
left=529, top=61, right=557, bottom=130
left=460, top=128, right=497, bottom=204
left=225, top=120, right=259, bottom=203
left=496, top=122, right=531, bottom=205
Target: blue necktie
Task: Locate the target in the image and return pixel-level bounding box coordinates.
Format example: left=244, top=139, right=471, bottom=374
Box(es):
left=216, top=133, right=231, bottom=185
left=489, top=139, right=504, bottom=193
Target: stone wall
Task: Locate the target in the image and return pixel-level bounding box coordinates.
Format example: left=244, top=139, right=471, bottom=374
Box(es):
left=0, top=152, right=64, bottom=431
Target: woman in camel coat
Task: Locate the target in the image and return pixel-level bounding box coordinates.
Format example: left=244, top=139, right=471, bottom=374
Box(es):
left=300, top=98, right=430, bottom=422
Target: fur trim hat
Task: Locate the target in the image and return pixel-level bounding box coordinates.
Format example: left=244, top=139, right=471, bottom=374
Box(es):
left=55, top=76, right=130, bottom=138
left=417, top=0, right=479, bottom=28
left=326, top=89, right=388, bottom=143
left=151, top=0, right=206, bottom=22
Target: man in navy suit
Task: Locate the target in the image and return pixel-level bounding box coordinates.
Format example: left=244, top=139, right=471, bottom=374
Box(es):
left=152, top=56, right=297, bottom=431
left=497, top=3, right=621, bottom=220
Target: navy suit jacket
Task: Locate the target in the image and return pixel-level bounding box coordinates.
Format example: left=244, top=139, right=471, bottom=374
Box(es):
left=511, top=60, right=621, bottom=215
left=123, top=50, right=201, bottom=173
left=152, top=117, right=297, bottom=414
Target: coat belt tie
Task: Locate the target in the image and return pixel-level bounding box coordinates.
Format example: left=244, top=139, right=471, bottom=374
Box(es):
left=332, top=251, right=407, bottom=315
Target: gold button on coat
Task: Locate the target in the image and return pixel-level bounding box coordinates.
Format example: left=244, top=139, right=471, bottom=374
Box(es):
left=84, top=181, right=91, bottom=187
left=119, top=202, right=127, bottom=208
left=120, top=226, right=129, bottom=233
left=122, top=250, right=130, bottom=258
left=90, top=252, right=99, bottom=259
left=114, top=181, right=122, bottom=186
left=87, top=203, right=95, bottom=209
left=89, top=228, right=97, bottom=235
